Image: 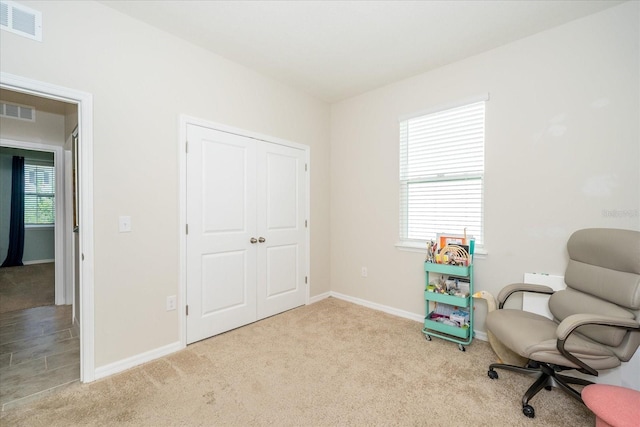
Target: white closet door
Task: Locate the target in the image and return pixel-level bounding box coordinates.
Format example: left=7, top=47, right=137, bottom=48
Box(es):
left=186, top=124, right=257, bottom=344
left=256, top=143, right=307, bottom=319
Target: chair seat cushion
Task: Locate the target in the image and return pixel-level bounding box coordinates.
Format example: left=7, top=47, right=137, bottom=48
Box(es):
left=486, top=309, right=620, bottom=370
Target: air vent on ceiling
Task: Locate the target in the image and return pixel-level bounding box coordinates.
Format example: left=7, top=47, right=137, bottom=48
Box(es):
left=0, top=101, right=36, bottom=122
left=0, top=0, right=42, bottom=41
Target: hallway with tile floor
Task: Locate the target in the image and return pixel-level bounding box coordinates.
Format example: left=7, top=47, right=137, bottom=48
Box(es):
left=0, top=304, right=80, bottom=411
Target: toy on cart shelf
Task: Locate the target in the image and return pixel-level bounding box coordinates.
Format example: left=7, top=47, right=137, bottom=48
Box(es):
left=426, top=230, right=475, bottom=266
left=437, top=244, right=471, bottom=266
left=426, top=276, right=469, bottom=297
left=426, top=240, right=437, bottom=263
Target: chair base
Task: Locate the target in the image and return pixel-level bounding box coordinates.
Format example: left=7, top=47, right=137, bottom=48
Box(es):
left=488, top=361, right=594, bottom=418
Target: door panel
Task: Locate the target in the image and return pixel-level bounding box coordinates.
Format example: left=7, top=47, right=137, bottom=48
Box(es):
left=257, top=144, right=306, bottom=319
left=266, top=244, right=298, bottom=297
left=266, top=153, right=298, bottom=230
left=202, top=141, right=247, bottom=233
left=186, top=125, right=257, bottom=344
left=201, top=251, right=247, bottom=314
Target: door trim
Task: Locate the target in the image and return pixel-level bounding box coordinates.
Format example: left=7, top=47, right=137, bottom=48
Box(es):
left=179, top=115, right=310, bottom=348
left=1, top=72, right=96, bottom=382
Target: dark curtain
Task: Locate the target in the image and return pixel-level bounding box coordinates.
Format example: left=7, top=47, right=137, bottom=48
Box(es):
left=1, top=156, right=25, bottom=268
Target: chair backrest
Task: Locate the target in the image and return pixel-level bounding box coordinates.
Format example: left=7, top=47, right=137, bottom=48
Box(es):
left=549, top=228, right=640, bottom=361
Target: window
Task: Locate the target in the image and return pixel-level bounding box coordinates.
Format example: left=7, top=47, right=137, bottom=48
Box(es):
left=399, top=97, right=486, bottom=248
left=24, top=162, right=55, bottom=225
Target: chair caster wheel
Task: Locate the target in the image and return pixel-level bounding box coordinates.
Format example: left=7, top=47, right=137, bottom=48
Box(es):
left=424, top=334, right=431, bottom=341
left=458, top=344, right=465, bottom=352
left=488, top=369, right=498, bottom=380
left=545, top=386, right=552, bottom=391
left=523, top=405, right=535, bottom=418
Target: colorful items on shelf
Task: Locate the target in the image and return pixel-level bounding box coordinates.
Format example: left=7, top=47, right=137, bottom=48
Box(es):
left=425, top=230, right=475, bottom=266
left=426, top=277, right=469, bottom=297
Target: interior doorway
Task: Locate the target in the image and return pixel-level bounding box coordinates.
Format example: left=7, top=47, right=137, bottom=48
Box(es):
left=0, top=91, right=80, bottom=409
left=0, top=72, right=95, bottom=383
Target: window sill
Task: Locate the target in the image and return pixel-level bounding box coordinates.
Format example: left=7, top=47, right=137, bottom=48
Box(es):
left=395, top=241, right=487, bottom=257
left=25, top=224, right=54, bottom=229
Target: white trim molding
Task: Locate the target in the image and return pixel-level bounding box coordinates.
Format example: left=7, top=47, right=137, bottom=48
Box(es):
left=330, top=291, right=424, bottom=323
left=22, top=258, right=55, bottom=265
left=329, top=291, right=488, bottom=342
left=94, top=341, right=182, bottom=380
left=308, top=291, right=331, bottom=305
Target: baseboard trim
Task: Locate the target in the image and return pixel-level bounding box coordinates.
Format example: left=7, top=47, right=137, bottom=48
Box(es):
left=329, top=291, right=487, bottom=341
left=330, top=291, right=424, bottom=323
left=94, top=341, right=183, bottom=380
left=22, top=259, right=55, bottom=265
left=474, top=330, right=488, bottom=341
left=308, top=291, right=331, bottom=304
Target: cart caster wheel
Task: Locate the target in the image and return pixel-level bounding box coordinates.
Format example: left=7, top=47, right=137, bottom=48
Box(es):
left=522, top=405, right=535, bottom=418
left=488, top=369, right=498, bottom=380
left=458, top=344, right=466, bottom=352
left=424, top=334, right=431, bottom=341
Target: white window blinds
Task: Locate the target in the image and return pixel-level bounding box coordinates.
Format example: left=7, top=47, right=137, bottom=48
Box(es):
left=24, top=162, right=55, bottom=225
left=399, top=99, right=485, bottom=246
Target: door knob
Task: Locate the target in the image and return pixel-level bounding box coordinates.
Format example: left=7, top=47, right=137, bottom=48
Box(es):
left=258, top=237, right=266, bottom=243
left=250, top=237, right=258, bottom=244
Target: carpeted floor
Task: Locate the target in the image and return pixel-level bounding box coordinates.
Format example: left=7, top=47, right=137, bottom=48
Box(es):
left=0, top=297, right=594, bottom=426
left=0, top=263, right=55, bottom=314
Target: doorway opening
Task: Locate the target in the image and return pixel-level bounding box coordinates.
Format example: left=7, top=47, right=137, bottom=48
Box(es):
left=0, top=90, right=80, bottom=409
left=0, top=72, right=95, bottom=389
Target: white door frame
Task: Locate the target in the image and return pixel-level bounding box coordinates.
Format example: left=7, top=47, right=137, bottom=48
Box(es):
left=0, top=139, right=64, bottom=303
left=179, top=115, right=311, bottom=348
left=1, top=72, right=96, bottom=382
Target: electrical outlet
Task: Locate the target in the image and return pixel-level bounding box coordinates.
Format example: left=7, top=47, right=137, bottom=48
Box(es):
left=119, top=215, right=132, bottom=233
left=361, top=267, right=368, bottom=278
left=166, top=295, right=177, bottom=311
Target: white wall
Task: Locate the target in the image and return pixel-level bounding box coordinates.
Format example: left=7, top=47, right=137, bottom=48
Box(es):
left=22, top=226, right=55, bottom=262
left=330, top=2, right=639, bottom=332
left=0, top=1, right=331, bottom=368
left=0, top=110, right=66, bottom=146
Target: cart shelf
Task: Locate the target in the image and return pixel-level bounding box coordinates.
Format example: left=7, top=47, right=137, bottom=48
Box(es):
left=423, top=262, right=474, bottom=351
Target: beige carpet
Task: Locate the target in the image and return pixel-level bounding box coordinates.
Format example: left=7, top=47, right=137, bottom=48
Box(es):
left=0, top=263, right=55, bottom=314
left=0, top=298, right=594, bottom=426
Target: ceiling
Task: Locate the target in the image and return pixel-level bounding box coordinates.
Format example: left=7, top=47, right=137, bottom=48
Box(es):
left=101, top=0, right=623, bottom=103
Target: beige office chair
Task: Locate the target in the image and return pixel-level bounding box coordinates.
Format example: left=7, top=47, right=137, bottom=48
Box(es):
left=485, top=228, right=640, bottom=418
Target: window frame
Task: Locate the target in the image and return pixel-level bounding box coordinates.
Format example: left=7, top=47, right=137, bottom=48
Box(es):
left=397, top=94, right=488, bottom=253
left=24, top=160, right=56, bottom=226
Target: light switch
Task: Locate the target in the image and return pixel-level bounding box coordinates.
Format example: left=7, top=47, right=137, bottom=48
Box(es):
left=119, top=215, right=132, bottom=233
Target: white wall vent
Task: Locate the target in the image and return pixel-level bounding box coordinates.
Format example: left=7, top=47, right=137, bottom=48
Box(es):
left=0, top=101, right=36, bottom=122
left=0, top=0, right=42, bottom=41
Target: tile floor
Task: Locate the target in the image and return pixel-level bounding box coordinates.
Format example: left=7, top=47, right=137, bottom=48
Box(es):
left=0, top=304, right=80, bottom=411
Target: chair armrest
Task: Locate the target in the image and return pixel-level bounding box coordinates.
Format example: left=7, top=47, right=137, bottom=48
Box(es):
left=556, top=314, right=640, bottom=341
left=555, top=314, right=640, bottom=376
left=497, top=283, right=555, bottom=309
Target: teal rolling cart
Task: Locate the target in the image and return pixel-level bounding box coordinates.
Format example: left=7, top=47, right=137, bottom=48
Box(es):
left=423, top=262, right=474, bottom=351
